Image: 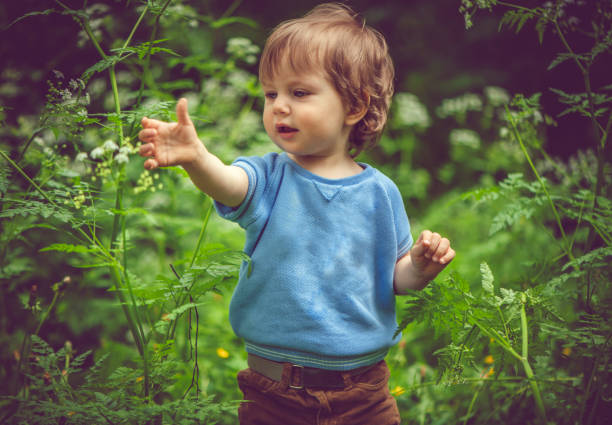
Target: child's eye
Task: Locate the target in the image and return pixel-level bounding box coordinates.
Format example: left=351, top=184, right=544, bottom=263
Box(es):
left=264, top=92, right=277, bottom=100
left=293, top=90, right=309, bottom=97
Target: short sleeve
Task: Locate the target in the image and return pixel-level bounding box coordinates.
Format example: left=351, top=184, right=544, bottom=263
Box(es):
left=387, top=180, right=413, bottom=259
left=213, top=153, right=278, bottom=228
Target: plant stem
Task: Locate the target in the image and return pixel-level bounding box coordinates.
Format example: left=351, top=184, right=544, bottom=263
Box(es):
left=121, top=214, right=150, bottom=400
left=68, top=0, right=153, bottom=397
left=463, top=382, right=483, bottom=425
left=167, top=201, right=213, bottom=342
left=131, top=0, right=173, bottom=120
left=505, top=106, right=576, bottom=265
left=520, top=293, right=547, bottom=423
left=0, top=151, right=55, bottom=205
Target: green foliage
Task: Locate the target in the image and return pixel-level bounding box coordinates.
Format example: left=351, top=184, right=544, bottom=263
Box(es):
left=6, top=336, right=236, bottom=424
left=392, top=1, right=612, bottom=423
left=1, top=1, right=257, bottom=423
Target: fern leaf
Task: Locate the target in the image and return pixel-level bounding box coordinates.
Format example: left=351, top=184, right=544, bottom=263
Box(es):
left=82, top=55, right=122, bottom=80
left=480, top=262, right=495, bottom=295
left=563, top=246, right=612, bottom=271
left=39, top=243, right=97, bottom=254
left=547, top=53, right=581, bottom=71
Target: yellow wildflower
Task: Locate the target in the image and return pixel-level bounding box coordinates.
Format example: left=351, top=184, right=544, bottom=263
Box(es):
left=217, top=347, right=230, bottom=359
left=562, top=347, right=572, bottom=357
left=484, top=355, right=494, bottom=364
left=391, top=386, right=405, bottom=396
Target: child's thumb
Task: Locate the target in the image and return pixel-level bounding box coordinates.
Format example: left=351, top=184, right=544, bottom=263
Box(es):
left=176, top=98, right=192, bottom=126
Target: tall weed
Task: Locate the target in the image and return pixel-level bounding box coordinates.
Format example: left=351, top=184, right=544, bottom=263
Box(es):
left=1, top=1, right=259, bottom=423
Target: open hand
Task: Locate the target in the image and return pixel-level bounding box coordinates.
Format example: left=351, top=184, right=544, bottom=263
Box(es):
left=409, top=230, right=455, bottom=282
left=138, top=98, right=205, bottom=170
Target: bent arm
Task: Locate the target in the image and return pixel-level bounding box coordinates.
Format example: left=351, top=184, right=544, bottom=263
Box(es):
left=393, top=253, right=430, bottom=294
left=393, top=230, right=455, bottom=295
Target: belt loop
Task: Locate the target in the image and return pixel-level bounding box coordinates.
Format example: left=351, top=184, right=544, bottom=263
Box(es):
left=289, top=364, right=305, bottom=390
left=341, top=370, right=354, bottom=388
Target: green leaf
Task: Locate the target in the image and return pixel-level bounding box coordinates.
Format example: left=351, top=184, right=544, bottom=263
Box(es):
left=82, top=56, right=122, bottom=80
left=547, top=53, right=582, bottom=71
left=154, top=302, right=200, bottom=332
left=74, top=262, right=116, bottom=268
left=499, top=287, right=517, bottom=305
left=480, top=262, right=495, bottom=295
left=6, top=9, right=55, bottom=29
left=210, top=16, right=258, bottom=29
left=39, top=243, right=97, bottom=254
left=563, top=246, right=612, bottom=271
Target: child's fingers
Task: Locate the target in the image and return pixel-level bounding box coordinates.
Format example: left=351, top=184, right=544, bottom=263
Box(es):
left=144, top=158, right=159, bottom=170
left=138, top=128, right=157, bottom=142
left=139, top=143, right=155, bottom=157
left=432, top=237, right=450, bottom=262
left=424, top=232, right=441, bottom=259
left=439, top=248, right=456, bottom=265
left=141, top=116, right=166, bottom=129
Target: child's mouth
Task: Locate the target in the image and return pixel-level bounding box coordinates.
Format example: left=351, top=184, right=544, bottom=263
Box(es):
left=277, top=125, right=298, bottom=134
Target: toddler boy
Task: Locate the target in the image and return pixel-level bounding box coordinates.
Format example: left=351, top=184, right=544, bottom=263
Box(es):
left=138, top=3, right=454, bottom=424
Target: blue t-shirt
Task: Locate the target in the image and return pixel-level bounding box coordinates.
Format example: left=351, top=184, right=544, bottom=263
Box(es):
left=215, top=152, right=412, bottom=370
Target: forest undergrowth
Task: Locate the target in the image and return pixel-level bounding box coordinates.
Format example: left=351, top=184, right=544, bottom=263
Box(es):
left=0, top=1, right=610, bottom=424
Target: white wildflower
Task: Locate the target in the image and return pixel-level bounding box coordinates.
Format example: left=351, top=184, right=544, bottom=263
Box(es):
left=118, top=146, right=131, bottom=156
left=90, top=146, right=105, bottom=159
left=484, top=86, right=510, bottom=107
left=69, top=79, right=79, bottom=91
left=449, top=129, right=481, bottom=149
left=75, top=152, right=88, bottom=162
left=60, top=89, right=72, bottom=101
left=394, top=92, right=431, bottom=129
left=227, top=70, right=250, bottom=90
left=436, top=93, right=483, bottom=118
left=52, top=70, right=65, bottom=79
left=114, top=153, right=129, bottom=164
left=227, top=37, right=260, bottom=64
left=102, top=140, right=119, bottom=153
left=499, top=127, right=510, bottom=138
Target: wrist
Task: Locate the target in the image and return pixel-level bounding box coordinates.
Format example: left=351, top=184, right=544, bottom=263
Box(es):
left=182, top=141, right=209, bottom=173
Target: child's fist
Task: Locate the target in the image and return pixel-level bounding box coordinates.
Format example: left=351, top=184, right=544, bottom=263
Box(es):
left=409, top=230, right=455, bottom=281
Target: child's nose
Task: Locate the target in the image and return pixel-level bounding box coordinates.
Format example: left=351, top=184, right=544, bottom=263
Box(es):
left=272, top=96, right=290, bottom=115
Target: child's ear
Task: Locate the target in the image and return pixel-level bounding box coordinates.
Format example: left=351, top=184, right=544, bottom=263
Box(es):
left=345, top=93, right=370, bottom=126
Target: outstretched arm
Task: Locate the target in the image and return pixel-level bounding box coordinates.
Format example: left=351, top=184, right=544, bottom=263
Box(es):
left=393, top=230, right=455, bottom=294
left=138, top=98, right=248, bottom=207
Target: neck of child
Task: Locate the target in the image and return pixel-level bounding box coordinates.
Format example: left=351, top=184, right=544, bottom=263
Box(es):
left=287, top=151, right=363, bottom=180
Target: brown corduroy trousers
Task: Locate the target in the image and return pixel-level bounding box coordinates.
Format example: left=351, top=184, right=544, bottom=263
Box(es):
left=237, top=360, right=401, bottom=425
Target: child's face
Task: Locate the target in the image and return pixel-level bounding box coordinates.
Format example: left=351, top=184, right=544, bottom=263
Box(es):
left=261, top=61, right=354, bottom=163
